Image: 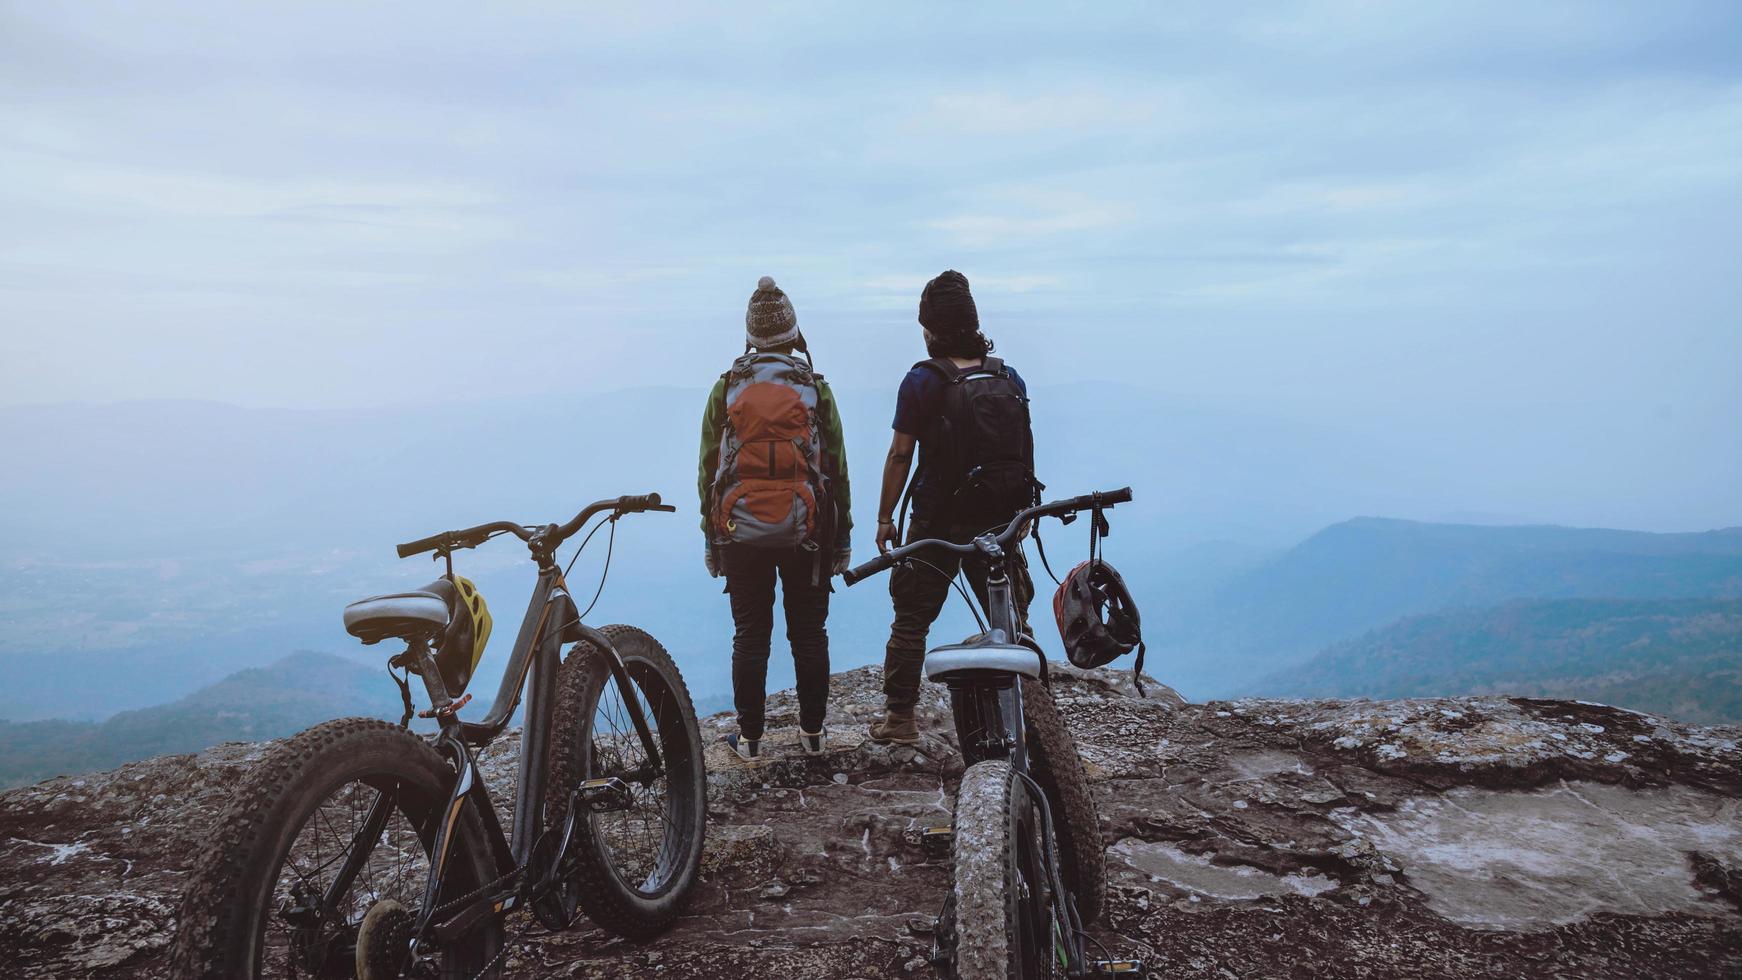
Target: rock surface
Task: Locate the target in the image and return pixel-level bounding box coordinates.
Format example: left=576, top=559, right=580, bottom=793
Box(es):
left=3, top=663, right=1740, bottom=978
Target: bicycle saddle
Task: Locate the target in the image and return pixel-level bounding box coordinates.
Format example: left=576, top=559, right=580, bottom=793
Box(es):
left=343, top=580, right=451, bottom=644
left=924, top=630, right=1043, bottom=681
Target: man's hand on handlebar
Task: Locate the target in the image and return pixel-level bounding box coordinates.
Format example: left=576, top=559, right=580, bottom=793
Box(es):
left=875, top=519, right=899, bottom=555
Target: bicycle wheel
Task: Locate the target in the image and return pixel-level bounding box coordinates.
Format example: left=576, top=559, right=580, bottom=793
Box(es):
left=546, top=624, right=706, bottom=940
left=1022, top=676, right=1107, bottom=925
left=168, top=718, right=503, bottom=980
left=949, top=759, right=1062, bottom=980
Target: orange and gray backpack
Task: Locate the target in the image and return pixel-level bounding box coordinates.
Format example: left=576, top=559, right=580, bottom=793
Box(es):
left=709, top=350, right=833, bottom=553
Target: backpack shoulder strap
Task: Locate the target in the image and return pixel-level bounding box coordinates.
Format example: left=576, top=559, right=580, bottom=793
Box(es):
left=980, top=355, right=1006, bottom=376
left=913, top=356, right=957, bottom=380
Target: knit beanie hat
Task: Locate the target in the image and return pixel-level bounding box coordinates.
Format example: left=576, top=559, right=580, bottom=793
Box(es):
left=918, top=269, right=979, bottom=337
left=745, top=276, right=800, bottom=349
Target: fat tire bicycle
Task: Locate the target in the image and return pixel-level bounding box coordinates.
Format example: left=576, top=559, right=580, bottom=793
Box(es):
left=168, top=493, right=706, bottom=979
left=843, top=487, right=1144, bottom=980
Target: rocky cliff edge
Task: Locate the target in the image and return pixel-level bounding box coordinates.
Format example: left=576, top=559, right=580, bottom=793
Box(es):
left=3, top=664, right=1739, bottom=978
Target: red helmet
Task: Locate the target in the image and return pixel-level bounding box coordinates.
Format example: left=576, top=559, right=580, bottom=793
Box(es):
left=1052, top=558, right=1143, bottom=670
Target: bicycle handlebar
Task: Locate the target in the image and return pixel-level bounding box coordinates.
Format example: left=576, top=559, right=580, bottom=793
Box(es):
left=395, top=492, right=675, bottom=559
left=842, top=486, right=1132, bottom=586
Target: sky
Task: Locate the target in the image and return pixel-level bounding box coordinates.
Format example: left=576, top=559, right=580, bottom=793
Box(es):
left=2, top=1, right=1740, bottom=522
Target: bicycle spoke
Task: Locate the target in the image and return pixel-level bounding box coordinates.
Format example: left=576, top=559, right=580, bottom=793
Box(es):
left=259, top=778, right=435, bottom=978
left=582, top=666, right=678, bottom=893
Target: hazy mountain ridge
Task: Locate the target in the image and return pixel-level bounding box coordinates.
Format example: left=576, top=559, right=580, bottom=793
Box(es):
left=0, top=651, right=406, bottom=789
left=1166, top=517, right=1742, bottom=695
left=1258, top=597, right=1742, bottom=724
left=6, top=395, right=1742, bottom=718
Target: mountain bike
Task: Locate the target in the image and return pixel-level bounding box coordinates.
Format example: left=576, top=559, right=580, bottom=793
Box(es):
left=169, top=492, right=707, bottom=979
left=843, top=487, right=1144, bottom=980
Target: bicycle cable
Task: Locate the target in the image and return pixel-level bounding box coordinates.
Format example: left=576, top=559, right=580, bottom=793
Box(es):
left=545, top=512, right=618, bottom=640
left=901, top=554, right=989, bottom=634
left=573, top=516, right=617, bottom=622
left=561, top=514, right=610, bottom=579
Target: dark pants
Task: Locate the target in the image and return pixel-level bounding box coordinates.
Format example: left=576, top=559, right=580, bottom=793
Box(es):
left=882, top=519, right=1035, bottom=710
left=724, top=544, right=831, bottom=740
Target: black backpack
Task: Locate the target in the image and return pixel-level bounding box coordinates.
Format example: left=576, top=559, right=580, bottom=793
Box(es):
left=910, top=356, right=1040, bottom=528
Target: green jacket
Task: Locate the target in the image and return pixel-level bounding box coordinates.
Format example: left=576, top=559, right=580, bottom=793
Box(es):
left=697, top=376, right=851, bottom=547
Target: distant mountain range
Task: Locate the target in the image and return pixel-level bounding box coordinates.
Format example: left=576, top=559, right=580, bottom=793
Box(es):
left=6, top=394, right=1742, bottom=720
left=6, top=520, right=1742, bottom=787
left=1258, top=597, right=1742, bottom=724
left=0, top=651, right=407, bottom=788
left=1160, top=518, right=1742, bottom=696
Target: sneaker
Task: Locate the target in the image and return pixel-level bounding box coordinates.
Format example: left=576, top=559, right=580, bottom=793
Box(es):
left=725, top=732, right=761, bottom=763
left=798, top=728, right=826, bottom=756
left=868, top=707, right=920, bottom=745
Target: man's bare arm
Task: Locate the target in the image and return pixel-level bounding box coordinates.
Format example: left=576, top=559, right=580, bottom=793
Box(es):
left=876, top=431, right=917, bottom=552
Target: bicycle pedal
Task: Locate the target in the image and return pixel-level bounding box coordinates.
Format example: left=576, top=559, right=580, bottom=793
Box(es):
left=577, top=777, right=632, bottom=812
left=1092, top=960, right=1145, bottom=977
left=921, top=826, right=953, bottom=858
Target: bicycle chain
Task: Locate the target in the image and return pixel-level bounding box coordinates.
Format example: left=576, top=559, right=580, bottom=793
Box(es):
left=427, top=867, right=517, bottom=921
left=460, top=875, right=584, bottom=980
left=404, top=854, right=584, bottom=980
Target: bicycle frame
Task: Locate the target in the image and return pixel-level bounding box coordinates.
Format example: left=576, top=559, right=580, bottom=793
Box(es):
left=327, top=499, right=672, bottom=958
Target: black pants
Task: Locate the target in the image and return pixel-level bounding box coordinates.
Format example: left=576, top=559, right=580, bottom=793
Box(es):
left=882, top=519, right=1034, bottom=710
left=724, top=544, right=831, bottom=740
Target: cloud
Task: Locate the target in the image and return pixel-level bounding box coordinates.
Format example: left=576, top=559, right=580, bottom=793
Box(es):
left=921, top=87, right=1178, bottom=135
left=927, top=205, right=1126, bottom=247
left=0, top=0, right=1737, bottom=461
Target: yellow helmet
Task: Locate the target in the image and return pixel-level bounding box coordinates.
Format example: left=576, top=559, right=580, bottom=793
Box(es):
left=433, top=575, right=492, bottom=697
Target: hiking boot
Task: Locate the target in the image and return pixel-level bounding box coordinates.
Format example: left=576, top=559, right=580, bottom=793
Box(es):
left=725, top=732, right=761, bottom=763
left=799, top=727, right=826, bottom=756
left=868, top=707, right=920, bottom=745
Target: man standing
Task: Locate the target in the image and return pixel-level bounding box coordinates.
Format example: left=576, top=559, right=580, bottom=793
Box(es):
left=868, top=270, right=1038, bottom=744
left=700, top=276, right=852, bottom=761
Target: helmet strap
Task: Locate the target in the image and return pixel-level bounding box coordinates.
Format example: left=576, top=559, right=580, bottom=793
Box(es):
left=1088, top=498, right=1109, bottom=565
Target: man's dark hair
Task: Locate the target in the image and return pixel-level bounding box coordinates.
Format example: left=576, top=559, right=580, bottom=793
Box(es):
left=925, top=328, right=995, bottom=359
left=918, top=270, right=993, bottom=360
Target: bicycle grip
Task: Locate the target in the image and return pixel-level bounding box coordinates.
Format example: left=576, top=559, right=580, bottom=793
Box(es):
left=396, top=532, right=446, bottom=559
left=618, top=492, right=664, bottom=512
left=1068, top=486, right=1132, bottom=509
left=842, top=552, right=898, bottom=586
